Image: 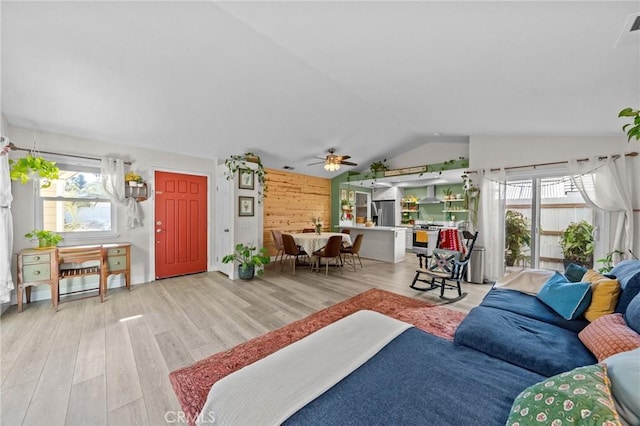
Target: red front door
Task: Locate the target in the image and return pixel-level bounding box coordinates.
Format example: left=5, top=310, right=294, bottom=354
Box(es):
left=155, top=171, right=208, bottom=279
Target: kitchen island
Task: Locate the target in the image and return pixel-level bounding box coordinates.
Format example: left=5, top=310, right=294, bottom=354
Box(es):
left=338, top=226, right=406, bottom=263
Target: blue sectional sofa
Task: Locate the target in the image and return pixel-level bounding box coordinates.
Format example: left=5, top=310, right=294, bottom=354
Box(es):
left=454, top=260, right=640, bottom=377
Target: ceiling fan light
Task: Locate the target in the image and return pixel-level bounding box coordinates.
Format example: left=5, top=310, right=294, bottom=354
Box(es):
left=324, top=161, right=340, bottom=172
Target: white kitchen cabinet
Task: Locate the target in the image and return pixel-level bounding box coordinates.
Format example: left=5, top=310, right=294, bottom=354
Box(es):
left=405, top=229, right=413, bottom=250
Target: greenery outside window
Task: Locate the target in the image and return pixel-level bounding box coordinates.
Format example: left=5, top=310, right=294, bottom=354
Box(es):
left=35, top=161, right=117, bottom=241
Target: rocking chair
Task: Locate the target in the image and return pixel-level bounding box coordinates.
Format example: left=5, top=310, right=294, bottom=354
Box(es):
left=410, top=231, right=478, bottom=302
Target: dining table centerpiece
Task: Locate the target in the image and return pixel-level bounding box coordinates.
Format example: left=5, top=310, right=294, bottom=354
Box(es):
left=311, top=215, right=323, bottom=234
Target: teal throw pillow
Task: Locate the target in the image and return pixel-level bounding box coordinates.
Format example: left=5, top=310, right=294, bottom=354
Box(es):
left=507, top=364, right=621, bottom=426
left=564, top=263, right=588, bottom=283
left=536, top=272, right=592, bottom=320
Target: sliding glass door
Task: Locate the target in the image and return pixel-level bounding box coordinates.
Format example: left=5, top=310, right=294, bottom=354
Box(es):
left=504, top=175, right=594, bottom=272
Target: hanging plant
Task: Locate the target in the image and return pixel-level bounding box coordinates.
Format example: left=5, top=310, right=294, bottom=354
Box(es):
left=366, top=159, right=389, bottom=181
left=9, top=155, right=59, bottom=188
left=619, top=107, right=640, bottom=142
left=225, top=151, right=268, bottom=200
left=462, top=172, right=480, bottom=229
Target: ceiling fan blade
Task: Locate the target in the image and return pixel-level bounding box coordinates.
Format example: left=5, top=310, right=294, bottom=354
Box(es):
left=339, top=161, right=358, bottom=166
left=337, top=155, right=351, bottom=161
left=307, top=160, right=325, bottom=166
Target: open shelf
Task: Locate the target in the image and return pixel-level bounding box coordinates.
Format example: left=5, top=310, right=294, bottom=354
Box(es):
left=125, top=182, right=148, bottom=201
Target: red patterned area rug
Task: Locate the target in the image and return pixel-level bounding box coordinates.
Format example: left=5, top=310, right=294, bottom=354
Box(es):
left=169, top=288, right=466, bottom=423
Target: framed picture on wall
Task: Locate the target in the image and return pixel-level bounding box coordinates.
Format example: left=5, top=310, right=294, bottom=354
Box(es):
left=340, top=189, right=347, bottom=201
left=239, top=169, right=255, bottom=190
left=239, top=196, right=254, bottom=216
left=348, top=190, right=355, bottom=202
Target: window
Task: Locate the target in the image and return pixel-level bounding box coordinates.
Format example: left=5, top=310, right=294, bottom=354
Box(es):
left=36, top=161, right=117, bottom=241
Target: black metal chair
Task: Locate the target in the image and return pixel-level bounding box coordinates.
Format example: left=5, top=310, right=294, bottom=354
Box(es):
left=410, top=231, right=478, bottom=301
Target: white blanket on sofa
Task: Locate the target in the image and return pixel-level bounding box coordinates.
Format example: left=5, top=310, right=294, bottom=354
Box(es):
left=493, top=268, right=556, bottom=295
left=196, top=310, right=412, bottom=426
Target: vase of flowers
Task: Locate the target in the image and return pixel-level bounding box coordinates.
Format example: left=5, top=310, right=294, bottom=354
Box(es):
left=311, top=215, right=323, bottom=234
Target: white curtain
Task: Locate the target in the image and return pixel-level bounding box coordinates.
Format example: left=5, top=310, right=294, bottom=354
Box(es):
left=569, top=154, right=634, bottom=258
left=0, top=140, right=14, bottom=303
left=101, top=157, right=143, bottom=229
left=477, top=169, right=507, bottom=282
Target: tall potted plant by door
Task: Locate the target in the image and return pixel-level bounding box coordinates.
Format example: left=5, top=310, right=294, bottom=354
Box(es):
left=559, top=220, right=595, bottom=268
left=222, top=243, right=270, bottom=280
left=504, top=210, right=531, bottom=267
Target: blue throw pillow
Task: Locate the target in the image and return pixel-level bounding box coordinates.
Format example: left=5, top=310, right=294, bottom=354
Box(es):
left=625, top=293, right=640, bottom=334
left=536, top=272, right=592, bottom=320
left=564, top=262, right=588, bottom=282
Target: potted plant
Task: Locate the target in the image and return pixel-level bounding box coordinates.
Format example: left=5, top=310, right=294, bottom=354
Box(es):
left=224, top=152, right=268, bottom=200
left=367, top=159, right=389, bottom=181
left=24, top=229, right=63, bottom=248
left=596, top=250, right=624, bottom=274
left=9, top=155, right=59, bottom=188
left=442, top=187, right=453, bottom=200
left=311, top=215, right=323, bottom=234
left=222, top=243, right=270, bottom=280
left=559, top=220, right=595, bottom=268
left=619, top=107, right=640, bottom=142
left=505, top=210, right=531, bottom=267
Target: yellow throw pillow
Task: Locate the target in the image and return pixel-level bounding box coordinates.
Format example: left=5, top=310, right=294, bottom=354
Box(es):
left=582, top=269, right=621, bottom=322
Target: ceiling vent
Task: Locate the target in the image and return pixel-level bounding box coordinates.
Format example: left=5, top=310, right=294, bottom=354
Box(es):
left=614, top=12, right=640, bottom=48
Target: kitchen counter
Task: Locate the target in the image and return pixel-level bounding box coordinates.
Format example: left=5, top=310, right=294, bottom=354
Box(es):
left=338, top=226, right=406, bottom=263
left=344, top=225, right=406, bottom=231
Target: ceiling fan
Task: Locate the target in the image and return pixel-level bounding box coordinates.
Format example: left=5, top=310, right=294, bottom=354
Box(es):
left=307, top=148, right=358, bottom=171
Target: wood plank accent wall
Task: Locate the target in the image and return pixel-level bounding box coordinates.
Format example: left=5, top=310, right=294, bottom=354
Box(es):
left=263, top=168, right=332, bottom=256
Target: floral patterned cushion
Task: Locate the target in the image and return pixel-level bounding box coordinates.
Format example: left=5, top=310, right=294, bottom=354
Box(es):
left=507, top=364, right=621, bottom=426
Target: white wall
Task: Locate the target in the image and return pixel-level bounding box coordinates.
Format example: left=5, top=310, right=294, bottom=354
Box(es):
left=469, top=135, right=640, bottom=257
left=6, top=124, right=218, bottom=303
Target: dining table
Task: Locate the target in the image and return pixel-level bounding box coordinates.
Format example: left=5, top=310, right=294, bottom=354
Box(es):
left=290, top=232, right=352, bottom=266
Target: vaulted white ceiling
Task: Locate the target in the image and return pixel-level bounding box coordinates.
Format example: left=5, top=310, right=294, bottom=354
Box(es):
left=2, top=1, right=639, bottom=177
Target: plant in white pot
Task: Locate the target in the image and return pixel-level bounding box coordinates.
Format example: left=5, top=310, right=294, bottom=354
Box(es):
left=222, top=243, right=270, bottom=280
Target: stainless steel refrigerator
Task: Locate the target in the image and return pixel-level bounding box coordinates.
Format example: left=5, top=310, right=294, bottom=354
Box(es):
left=372, top=200, right=396, bottom=227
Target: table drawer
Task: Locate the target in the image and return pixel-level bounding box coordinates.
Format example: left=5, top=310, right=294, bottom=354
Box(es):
left=107, top=247, right=128, bottom=256
left=107, top=255, right=127, bottom=272
left=23, top=263, right=51, bottom=282
left=22, top=253, right=51, bottom=265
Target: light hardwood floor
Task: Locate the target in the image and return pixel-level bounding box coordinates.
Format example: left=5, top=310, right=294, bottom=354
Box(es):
left=1, top=255, right=492, bottom=425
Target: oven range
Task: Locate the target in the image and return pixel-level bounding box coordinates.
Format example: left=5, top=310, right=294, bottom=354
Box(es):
left=411, top=224, right=442, bottom=256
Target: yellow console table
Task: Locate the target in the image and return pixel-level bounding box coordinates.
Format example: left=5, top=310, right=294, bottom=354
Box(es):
left=16, top=242, right=131, bottom=312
